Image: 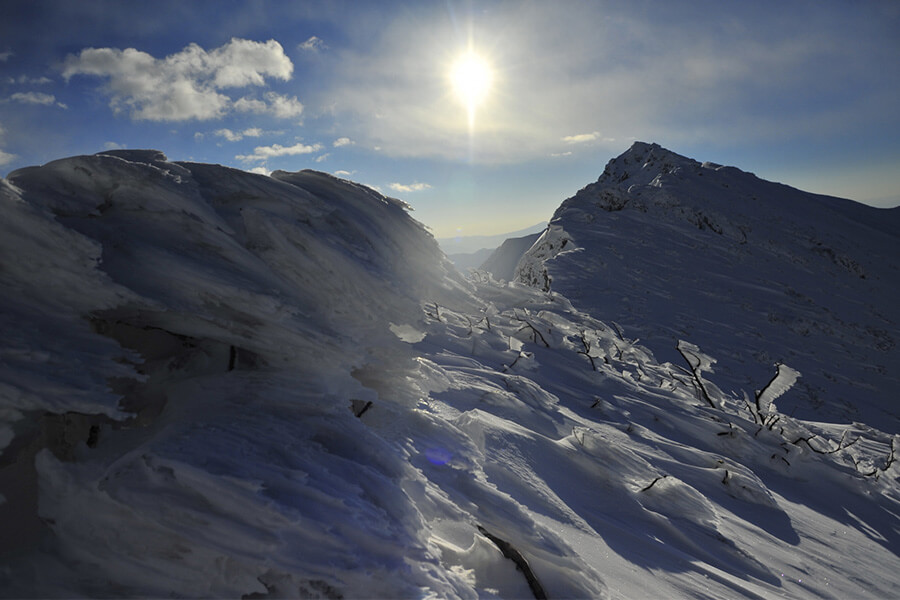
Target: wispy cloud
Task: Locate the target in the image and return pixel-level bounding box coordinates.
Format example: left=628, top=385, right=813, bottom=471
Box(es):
left=298, top=36, right=327, bottom=53
left=8, top=91, right=67, bottom=108
left=0, top=124, right=13, bottom=166
left=333, top=137, right=353, bottom=147
left=0, top=123, right=12, bottom=166
left=213, top=127, right=264, bottom=142
left=62, top=39, right=293, bottom=121
left=0, top=51, right=12, bottom=62
left=234, top=92, right=304, bottom=119
left=388, top=182, right=432, bottom=193
left=236, top=141, right=323, bottom=162
left=6, top=75, right=52, bottom=85
left=562, top=131, right=601, bottom=144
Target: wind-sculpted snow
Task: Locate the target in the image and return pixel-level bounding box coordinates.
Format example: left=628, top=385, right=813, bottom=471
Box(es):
left=517, top=141, right=900, bottom=430
left=1, top=149, right=899, bottom=598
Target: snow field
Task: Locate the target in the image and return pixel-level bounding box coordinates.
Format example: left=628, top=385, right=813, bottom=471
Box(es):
left=0, top=148, right=898, bottom=598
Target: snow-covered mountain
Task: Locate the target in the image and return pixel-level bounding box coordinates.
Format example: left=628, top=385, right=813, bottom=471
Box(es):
left=479, top=232, right=544, bottom=281
left=518, top=141, right=900, bottom=430
left=1, top=148, right=898, bottom=599
left=440, top=223, right=547, bottom=272
left=439, top=223, right=547, bottom=256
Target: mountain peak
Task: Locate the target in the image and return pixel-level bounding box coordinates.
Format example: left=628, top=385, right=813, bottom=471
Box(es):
left=597, top=141, right=703, bottom=187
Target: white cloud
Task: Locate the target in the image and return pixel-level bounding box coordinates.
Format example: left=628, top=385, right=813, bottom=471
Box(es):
left=9, top=91, right=67, bottom=108
left=232, top=97, right=266, bottom=113
left=7, top=76, right=52, bottom=85
left=248, top=166, right=271, bottom=176
left=388, top=182, right=432, bottom=193
left=214, top=127, right=264, bottom=142
left=208, top=39, right=293, bottom=87
left=103, top=141, right=125, bottom=150
left=0, top=125, right=14, bottom=166
left=263, top=93, right=304, bottom=119
left=298, top=36, right=327, bottom=53
left=550, top=151, right=573, bottom=157
left=234, top=91, right=303, bottom=119
left=334, top=170, right=354, bottom=177
left=0, top=52, right=12, bottom=62
left=314, top=153, right=330, bottom=163
left=236, top=141, right=323, bottom=162
left=562, top=131, right=601, bottom=144
left=62, top=38, right=293, bottom=121
left=333, top=136, right=353, bottom=147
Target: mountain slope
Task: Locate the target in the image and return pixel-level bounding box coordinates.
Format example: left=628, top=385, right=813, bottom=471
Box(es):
left=1, top=149, right=898, bottom=599
left=479, top=231, right=543, bottom=281
left=517, top=141, right=900, bottom=430
left=438, top=222, right=547, bottom=256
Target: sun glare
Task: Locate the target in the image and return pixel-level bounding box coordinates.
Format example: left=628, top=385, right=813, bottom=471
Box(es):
left=450, top=50, right=493, bottom=129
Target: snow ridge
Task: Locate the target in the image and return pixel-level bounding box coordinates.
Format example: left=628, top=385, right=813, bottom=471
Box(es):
left=517, top=141, right=900, bottom=429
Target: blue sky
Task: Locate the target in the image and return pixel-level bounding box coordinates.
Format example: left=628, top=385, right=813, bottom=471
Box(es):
left=1, top=0, right=899, bottom=237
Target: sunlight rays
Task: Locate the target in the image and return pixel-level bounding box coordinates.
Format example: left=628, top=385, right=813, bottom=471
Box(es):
left=450, top=49, right=493, bottom=131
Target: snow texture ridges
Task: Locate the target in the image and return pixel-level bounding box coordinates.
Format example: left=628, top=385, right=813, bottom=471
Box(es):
left=516, top=141, right=900, bottom=430
left=1, top=147, right=899, bottom=599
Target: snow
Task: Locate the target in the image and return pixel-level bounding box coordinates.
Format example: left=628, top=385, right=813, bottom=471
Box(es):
left=479, top=232, right=544, bottom=282
left=516, top=141, right=900, bottom=430
left=1, top=146, right=899, bottom=599
left=440, top=223, right=547, bottom=273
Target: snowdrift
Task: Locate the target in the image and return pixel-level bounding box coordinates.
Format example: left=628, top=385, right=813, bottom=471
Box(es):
left=1, top=148, right=898, bottom=599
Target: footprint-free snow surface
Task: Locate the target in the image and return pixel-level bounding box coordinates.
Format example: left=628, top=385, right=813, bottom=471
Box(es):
left=1, top=146, right=898, bottom=598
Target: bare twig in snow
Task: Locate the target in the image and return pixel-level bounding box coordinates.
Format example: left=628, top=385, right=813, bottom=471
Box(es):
left=640, top=475, right=668, bottom=492
left=675, top=342, right=716, bottom=409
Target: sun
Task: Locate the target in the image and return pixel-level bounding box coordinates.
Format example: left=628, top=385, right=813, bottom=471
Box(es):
left=450, top=50, right=493, bottom=128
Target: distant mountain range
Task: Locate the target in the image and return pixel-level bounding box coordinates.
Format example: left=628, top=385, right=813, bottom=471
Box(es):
left=438, top=222, right=546, bottom=256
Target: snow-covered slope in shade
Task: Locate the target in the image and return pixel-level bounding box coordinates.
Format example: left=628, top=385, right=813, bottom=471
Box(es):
left=0, top=150, right=480, bottom=597
left=517, top=141, right=900, bottom=430
left=1, top=149, right=899, bottom=599
left=478, top=231, right=543, bottom=281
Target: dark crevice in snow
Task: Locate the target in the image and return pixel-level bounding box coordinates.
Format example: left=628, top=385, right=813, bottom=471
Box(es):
left=477, top=526, right=548, bottom=600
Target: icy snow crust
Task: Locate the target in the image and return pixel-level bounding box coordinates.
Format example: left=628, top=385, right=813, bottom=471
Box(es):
left=1, top=148, right=899, bottom=598
left=517, top=141, right=900, bottom=431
